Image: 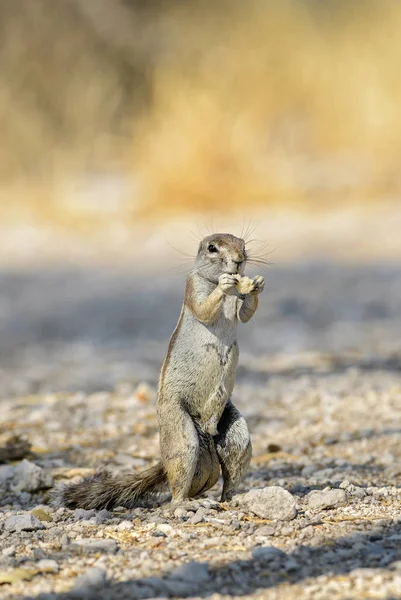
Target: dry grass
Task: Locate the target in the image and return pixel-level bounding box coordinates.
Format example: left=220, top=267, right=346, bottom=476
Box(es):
left=0, top=0, right=401, bottom=223
left=134, top=0, right=401, bottom=215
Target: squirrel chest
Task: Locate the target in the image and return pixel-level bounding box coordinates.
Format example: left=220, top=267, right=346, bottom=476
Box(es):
left=159, top=294, right=239, bottom=410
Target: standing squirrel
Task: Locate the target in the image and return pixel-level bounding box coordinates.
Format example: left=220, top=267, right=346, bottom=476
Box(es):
left=60, top=233, right=264, bottom=509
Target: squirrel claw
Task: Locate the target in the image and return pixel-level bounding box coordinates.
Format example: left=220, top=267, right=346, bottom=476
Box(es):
left=202, top=416, right=219, bottom=436
left=250, top=275, right=265, bottom=295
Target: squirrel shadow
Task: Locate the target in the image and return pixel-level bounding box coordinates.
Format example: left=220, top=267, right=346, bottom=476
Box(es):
left=19, top=518, right=401, bottom=599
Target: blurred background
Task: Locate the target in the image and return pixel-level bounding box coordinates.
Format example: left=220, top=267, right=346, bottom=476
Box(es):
left=0, top=5, right=400, bottom=594
left=0, top=0, right=400, bottom=397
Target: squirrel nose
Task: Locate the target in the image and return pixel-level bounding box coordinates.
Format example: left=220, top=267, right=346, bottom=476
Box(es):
left=233, top=259, right=244, bottom=266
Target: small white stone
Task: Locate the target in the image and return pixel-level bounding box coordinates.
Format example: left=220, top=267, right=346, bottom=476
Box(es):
left=236, top=486, right=297, bottom=521
left=73, top=538, right=118, bottom=553
left=5, top=514, right=45, bottom=532
left=37, top=559, right=59, bottom=573
left=308, top=489, right=347, bottom=510
left=11, top=460, right=53, bottom=493
left=117, top=520, right=133, bottom=531
left=156, top=523, right=176, bottom=536
left=2, top=545, right=16, bottom=557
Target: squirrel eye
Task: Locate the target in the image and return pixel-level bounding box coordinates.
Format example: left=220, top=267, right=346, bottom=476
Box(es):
left=207, top=244, right=218, bottom=253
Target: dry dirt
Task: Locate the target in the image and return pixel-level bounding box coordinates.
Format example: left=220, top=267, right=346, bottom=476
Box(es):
left=0, top=229, right=400, bottom=599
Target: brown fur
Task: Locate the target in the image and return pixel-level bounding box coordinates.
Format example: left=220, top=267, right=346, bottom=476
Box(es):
left=58, top=233, right=264, bottom=509
left=59, top=463, right=168, bottom=510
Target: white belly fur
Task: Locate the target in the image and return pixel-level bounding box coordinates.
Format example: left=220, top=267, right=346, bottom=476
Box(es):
left=162, top=295, right=239, bottom=415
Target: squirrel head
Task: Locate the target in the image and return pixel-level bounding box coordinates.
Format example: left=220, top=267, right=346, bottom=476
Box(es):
left=194, top=233, right=246, bottom=283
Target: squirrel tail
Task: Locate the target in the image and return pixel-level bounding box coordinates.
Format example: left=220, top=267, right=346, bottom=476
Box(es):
left=57, top=462, right=169, bottom=510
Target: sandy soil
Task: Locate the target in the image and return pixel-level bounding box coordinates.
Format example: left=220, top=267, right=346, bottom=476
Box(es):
left=0, top=219, right=400, bottom=599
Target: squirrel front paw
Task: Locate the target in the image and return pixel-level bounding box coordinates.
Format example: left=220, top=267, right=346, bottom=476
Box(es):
left=249, top=275, right=265, bottom=295
left=236, top=275, right=265, bottom=295
left=218, top=274, right=240, bottom=295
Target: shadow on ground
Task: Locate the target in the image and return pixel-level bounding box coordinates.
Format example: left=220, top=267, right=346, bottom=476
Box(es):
left=22, top=520, right=401, bottom=599
left=0, top=261, right=400, bottom=396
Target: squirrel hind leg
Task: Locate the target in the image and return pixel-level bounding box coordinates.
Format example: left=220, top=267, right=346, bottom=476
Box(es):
left=214, top=401, right=252, bottom=501
left=201, top=383, right=229, bottom=436
left=168, top=453, right=198, bottom=504
left=160, top=406, right=201, bottom=503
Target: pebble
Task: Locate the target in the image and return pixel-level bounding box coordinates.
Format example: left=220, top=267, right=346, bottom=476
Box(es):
left=72, top=538, right=119, bottom=553
left=256, top=526, right=276, bottom=538
left=202, top=536, right=224, bottom=548
left=308, top=489, right=348, bottom=510
left=152, top=529, right=167, bottom=538
left=11, top=460, right=53, bottom=492
left=164, top=579, right=196, bottom=597
left=17, top=492, right=31, bottom=504
left=60, top=534, right=71, bottom=548
left=188, top=511, right=204, bottom=525
left=73, top=508, right=96, bottom=521
left=170, top=561, right=210, bottom=583
left=73, top=567, right=108, bottom=590
left=117, top=520, right=133, bottom=531
left=2, top=545, right=16, bottom=557
left=47, top=527, right=63, bottom=539
left=284, top=557, right=300, bottom=571
left=302, top=465, right=319, bottom=477
left=33, top=548, right=46, bottom=560
left=252, top=546, right=286, bottom=560
left=0, top=465, right=15, bottom=485
left=280, top=525, right=295, bottom=536
left=156, top=523, right=176, bottom=537
left=31, top=507, right=53, bottom=522
left=96, top=509, right=113, bottom=523
left=340, top=481, right=366, bottom=498
left=236, top=486, right=297, bottom=521
left=4, top=514, right=45, bottom=532
left=37, top=559, right=59, bottom=573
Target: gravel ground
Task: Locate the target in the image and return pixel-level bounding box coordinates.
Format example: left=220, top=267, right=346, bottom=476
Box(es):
left=0, top=260, right=401, bottom=599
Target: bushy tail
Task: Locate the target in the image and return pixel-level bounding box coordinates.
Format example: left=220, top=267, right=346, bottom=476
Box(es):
left=57, top=462, right=169, bottom=510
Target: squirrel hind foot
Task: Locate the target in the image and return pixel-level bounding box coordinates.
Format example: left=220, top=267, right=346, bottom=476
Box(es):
left=202, top=415, right=219, bottom=436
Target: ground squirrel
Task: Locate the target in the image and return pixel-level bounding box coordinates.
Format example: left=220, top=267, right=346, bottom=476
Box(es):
left=60, top=233, right=265, bottom=509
